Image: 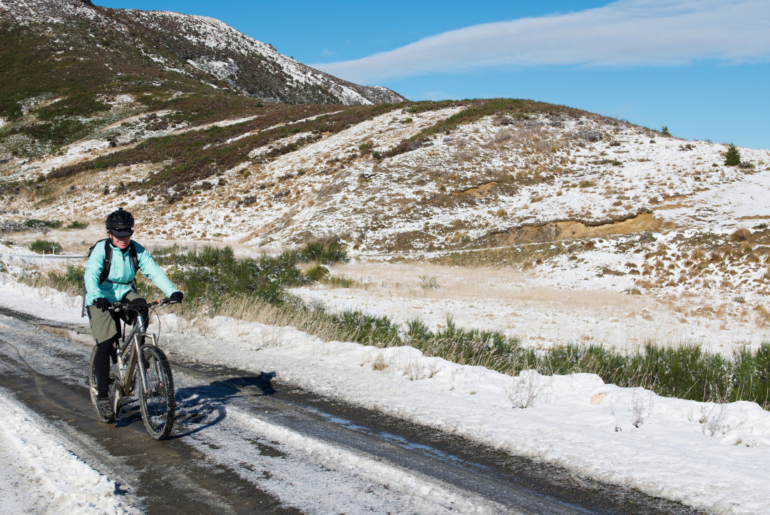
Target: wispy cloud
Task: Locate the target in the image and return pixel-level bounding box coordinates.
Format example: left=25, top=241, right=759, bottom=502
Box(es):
left=313, top=0, right=770, bottom=83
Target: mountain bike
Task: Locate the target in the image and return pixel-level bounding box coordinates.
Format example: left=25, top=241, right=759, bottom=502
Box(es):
left=88, top=298, right=177, bottom=440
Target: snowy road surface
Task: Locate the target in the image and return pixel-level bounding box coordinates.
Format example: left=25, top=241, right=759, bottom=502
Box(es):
left=0, top=306, right=699, bottom=514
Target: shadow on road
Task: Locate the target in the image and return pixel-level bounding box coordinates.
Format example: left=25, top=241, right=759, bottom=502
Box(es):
left=122, top=371, right=278, bottom=439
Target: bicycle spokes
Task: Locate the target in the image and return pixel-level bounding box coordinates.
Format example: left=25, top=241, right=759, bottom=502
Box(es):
left=138, top=346, right=175, bottom=439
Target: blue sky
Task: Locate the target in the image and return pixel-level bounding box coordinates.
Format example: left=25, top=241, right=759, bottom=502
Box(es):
left=99, top=0, right=770, bottom=149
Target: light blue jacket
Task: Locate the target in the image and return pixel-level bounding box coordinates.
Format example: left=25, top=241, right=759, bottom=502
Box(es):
left=85, top=240, right=179, bottom=306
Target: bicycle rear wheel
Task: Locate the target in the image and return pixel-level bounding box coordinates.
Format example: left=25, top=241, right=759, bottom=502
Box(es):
left=137, top=345, right=175, bottom=440
left=89, top=345, right=116, bottom=423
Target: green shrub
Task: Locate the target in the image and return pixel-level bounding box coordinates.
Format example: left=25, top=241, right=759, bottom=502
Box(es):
left=49, top=265, right=85, bottom=290
left=328, top=276, right=355, bottom=288
left=300, top=241, right=324, bottom=262
left=732, top=345, right=770, bottom=405
left=20, top=119, right=89, bottom=145
left=332, top=310, right=400, bottom=346
left=305, top=265, right=329, bottom=281
left=24, top=219, right=62, bottom=229
left=152, top=239, right=347, bottom=309
left=661, top=126, right=671, bottom=137
left=300, top=237, right=347, bottom=264
left=65, top=221, right=89, bottom=230
left=725, top=144, right=741, bottom=166
left=34, top=92, right=108, bottom=121
left=29, top=239, right=62, bottom=254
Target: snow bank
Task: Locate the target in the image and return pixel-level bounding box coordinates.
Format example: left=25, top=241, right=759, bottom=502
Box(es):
left=0, top=389, right=139, bottom=515
left=163, top=313, right=770, bottom=514
left=0, top=273, right=85, bottom=324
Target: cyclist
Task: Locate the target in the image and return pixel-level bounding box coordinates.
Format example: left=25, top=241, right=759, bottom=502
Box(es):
left=85, top=208, right=183, bottom=419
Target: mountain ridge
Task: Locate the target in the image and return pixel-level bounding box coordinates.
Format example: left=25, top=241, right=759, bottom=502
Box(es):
left=0, top=0, right=405, bottom=107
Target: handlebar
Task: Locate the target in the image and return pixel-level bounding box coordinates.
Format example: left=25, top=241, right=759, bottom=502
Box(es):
left=108, top=298, right=178, bottom=312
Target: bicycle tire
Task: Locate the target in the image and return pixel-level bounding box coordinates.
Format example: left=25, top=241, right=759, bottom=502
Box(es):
left=137, top=345, right=175, bottom=440
left=89, top=345, right=115, bottom=423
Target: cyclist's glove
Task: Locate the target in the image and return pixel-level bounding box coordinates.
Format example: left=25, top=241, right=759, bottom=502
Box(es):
left=93, top=298, right=111, bottom=312
left=170, top=291, right=184, bottom=304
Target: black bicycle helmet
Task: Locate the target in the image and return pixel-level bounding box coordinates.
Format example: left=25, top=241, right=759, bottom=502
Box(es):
left=105, top=207, right=134, bottom=236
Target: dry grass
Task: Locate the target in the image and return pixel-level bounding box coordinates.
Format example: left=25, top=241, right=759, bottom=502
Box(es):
left=18, top=266, right=83, bottom=297
left=306, top=259, right=770, bottom=352
left=188, top=295, right=352, bottom=343
left=326, top=261, right=653, bottom=312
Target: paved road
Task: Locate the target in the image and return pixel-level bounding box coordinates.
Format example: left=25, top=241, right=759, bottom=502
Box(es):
left=0, top=307, right=704, bottom=515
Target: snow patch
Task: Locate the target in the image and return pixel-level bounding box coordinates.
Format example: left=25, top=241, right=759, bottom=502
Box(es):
left=0, top=389, right=140, bottom=514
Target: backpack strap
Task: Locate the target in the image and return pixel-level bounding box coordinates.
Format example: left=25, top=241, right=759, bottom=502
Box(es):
left=98, top=240, right=113, bottom=285
left=83, top=239, right=108, bottom=318
left=128, top=241, right=139, bottom=275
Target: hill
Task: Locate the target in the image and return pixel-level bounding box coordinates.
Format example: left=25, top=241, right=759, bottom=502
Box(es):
left=2, top=0, right=770, bottom=310
left=0, top=0, right=404, bottom=111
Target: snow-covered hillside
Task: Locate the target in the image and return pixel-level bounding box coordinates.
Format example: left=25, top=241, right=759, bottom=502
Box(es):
left=0, top=0, right=404, bottom=105
left=7, top=104, right=768, bottom=250
left=111, top=8, right=404, bottom=105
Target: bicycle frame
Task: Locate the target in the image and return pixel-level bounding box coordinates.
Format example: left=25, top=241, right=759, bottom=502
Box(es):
left=111, top=304, right=161, bottom=400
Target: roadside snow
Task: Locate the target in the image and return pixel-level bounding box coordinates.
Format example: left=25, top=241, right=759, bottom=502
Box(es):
left=0, top=388, right=140, bottom=515
left=163, top=316, right=770, bottom=515
left=2, top=276, right=770, bottom=514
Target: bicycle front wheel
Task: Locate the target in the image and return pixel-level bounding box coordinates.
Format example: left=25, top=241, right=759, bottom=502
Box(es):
left=137, top=346, right=175, bottom=440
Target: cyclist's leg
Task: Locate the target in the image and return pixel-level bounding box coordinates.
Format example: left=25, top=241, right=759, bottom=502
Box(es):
left=88, top=306, right=120, bottom=398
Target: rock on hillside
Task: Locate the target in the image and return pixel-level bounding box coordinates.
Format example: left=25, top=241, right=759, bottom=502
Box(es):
left=0, top=0, right=404, bottom=105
